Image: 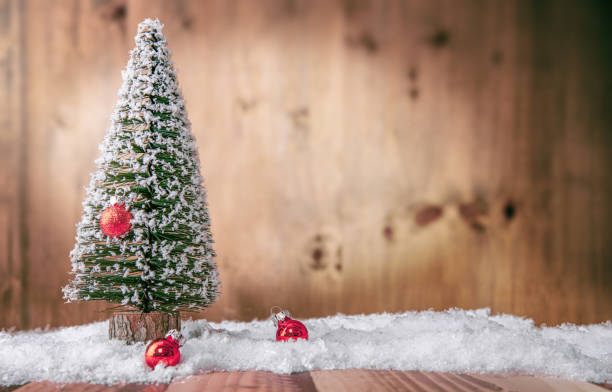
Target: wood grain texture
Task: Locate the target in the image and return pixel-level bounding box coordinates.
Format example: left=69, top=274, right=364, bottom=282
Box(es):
left=166, top=371, right=318, bottom=392
left=0, top=0, right=26, bottom=330
left=7, top=371, right=610, bottom=392
left=0, top=0, right=611, bottom=329
left=108, top=312, right=180, bottom=342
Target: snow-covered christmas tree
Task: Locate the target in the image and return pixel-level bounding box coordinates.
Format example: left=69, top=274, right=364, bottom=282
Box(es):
left=63, top=19, right=219, bottom=340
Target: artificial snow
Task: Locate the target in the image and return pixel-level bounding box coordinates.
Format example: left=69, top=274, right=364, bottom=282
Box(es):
left=0, top=309, right=610, bottom=385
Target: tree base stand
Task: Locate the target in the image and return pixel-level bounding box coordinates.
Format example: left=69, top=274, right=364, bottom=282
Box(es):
left=109, top=312, right=180, bottom=343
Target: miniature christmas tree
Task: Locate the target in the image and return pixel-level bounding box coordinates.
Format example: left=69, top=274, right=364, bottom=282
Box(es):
left=63, top=19, right=219, bottom=340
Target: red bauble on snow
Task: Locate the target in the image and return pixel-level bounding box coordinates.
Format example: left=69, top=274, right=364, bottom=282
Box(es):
left=100, top=203, right=133, bottom=238
left=144, top=330, right=183, bottom=369
left=272, top=307, right=308, bottom=341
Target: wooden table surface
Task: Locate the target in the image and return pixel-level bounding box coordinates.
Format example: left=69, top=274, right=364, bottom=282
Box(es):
left=3, top=370, right=611, bottom=392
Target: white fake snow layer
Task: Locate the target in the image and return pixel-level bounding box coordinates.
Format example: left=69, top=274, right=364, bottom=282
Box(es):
left=0, top=309, right=610, bottom=385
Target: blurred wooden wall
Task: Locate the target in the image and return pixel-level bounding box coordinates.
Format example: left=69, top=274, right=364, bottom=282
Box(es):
left=1, top=0, right=611, bottom=330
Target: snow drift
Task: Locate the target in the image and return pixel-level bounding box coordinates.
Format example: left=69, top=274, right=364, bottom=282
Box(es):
left=0, top=308, right=610, bottom=385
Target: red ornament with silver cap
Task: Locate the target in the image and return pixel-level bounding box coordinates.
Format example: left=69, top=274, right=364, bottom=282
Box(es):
left=144, top=329, right=184, bottom=369
left=99, top=196, right=133, bottom=238
left=271, top=307, right=308, bottom=341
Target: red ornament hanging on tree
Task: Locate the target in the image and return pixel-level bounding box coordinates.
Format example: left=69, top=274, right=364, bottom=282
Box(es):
left=100, top=203, right=133, bottom=238
left=271, top=307, right=308, bottom=341
left=144, top=329, right=183, bottom=369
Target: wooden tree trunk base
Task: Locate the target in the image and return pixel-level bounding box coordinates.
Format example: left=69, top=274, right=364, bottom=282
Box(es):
left=108, top=312, right=180, bottom=343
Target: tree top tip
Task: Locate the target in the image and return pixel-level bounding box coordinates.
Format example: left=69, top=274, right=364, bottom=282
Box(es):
left=137, top=18, right=164, bottom=34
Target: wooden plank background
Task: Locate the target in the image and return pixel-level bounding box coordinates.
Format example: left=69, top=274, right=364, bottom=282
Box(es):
left=0, top=0, right=611, bottom=330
